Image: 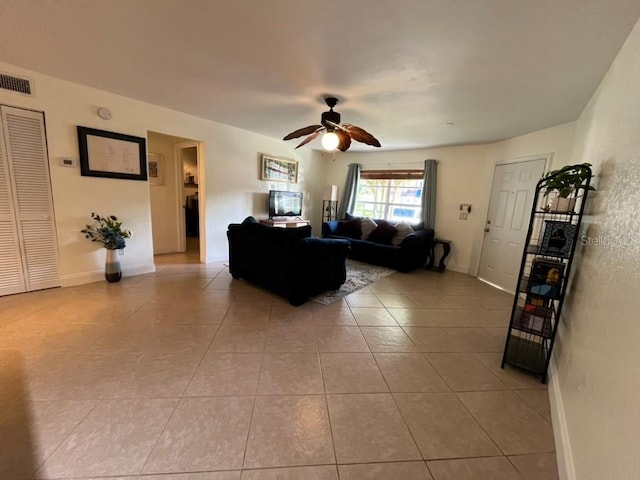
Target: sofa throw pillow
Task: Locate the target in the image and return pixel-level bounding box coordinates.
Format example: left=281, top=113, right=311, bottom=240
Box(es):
left=391, top=220, right=414, bottom=245
left=367, top=220, right=398, bottom=245
left=360, top=217, right=378, bottom=239
left=336, top=218, right=362, bottom=239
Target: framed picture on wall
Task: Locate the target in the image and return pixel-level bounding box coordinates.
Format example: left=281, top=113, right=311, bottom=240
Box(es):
left=147, top=153, right=164, bottom=186
left=77, top=126, right=147, bottom=181
left=260, top=154, right=298, bottom=183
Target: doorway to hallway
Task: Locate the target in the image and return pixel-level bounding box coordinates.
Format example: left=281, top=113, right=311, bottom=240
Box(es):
left=147, top=132, right=204, bottom=265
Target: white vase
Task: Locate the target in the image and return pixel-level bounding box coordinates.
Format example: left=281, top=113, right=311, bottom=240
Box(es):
left=105, top=249, right=122, bottom=283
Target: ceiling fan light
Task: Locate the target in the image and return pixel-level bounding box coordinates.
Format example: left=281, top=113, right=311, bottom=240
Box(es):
left=321, top=131, right=340, bottom=151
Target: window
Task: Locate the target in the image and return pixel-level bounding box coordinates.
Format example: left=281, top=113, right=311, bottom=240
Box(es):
left=353, top=170, right=423, bottom=223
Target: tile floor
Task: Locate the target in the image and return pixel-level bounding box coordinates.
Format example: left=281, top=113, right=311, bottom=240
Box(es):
left=0, top=259, right=558, bottom=479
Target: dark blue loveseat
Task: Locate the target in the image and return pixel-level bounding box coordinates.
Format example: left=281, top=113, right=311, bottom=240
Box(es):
left=227, top=217, right=350, bottom=305
left=322, top=218, right=434, bottom=273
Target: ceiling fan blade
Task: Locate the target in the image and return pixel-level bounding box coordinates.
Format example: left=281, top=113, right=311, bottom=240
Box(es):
left=295, top=128, right=324, bottom=149
left=283, top=125, right=323, bottom=141
left=336, top=130, right=351, bottom=151
left=343, top=124, right=381, bottom=147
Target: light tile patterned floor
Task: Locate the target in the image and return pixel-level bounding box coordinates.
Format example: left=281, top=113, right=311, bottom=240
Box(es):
left=0, top=259, right=558, bottom=479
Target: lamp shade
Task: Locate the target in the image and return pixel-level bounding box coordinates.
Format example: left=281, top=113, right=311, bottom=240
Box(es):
left=321, top=131, right=340, bottom=151
left=323, top=185, right=338, bottom=201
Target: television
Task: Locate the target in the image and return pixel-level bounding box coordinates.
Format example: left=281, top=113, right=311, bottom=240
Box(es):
left=269, top=190, right=303, bottom=218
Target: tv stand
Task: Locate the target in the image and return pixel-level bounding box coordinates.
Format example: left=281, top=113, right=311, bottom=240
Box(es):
left=260, top=218, right=310, bottom=229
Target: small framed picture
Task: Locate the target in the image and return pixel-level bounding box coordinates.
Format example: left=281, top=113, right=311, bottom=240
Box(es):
left=260, top=154, right=298, bottom=183
left=147, top=153, right=164, bottom=186
left=540, top=221, right=576, bottom=257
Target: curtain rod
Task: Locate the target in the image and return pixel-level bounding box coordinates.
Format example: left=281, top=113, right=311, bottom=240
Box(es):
left=348, top=159, right=437, bottom=167
left=350, top=161, right=425, bottom=167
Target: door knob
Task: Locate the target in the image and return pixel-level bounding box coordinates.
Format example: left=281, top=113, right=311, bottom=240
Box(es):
left=484, top=228, right=490, bottom=232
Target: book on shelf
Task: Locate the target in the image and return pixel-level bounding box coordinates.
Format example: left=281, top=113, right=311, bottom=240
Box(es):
left=539, top=220, right=577, bottom=257
left=524, top=294, right=550, bottom=308
left=522, top=300, right=553, bottom=333
left=527, top=258, right=564, bottom=298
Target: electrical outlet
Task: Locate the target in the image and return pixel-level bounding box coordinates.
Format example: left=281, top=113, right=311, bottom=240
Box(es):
left=459, top=212, right=468, bottom=220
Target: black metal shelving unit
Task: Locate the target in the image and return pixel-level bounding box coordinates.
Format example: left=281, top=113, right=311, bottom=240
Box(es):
left=501, top=165, right=592, bottom=383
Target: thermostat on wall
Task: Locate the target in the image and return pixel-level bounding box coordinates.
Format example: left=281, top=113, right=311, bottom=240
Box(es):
left=59, top=157, right=77, bottom=167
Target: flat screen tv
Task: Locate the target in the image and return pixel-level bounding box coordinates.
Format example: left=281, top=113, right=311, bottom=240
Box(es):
left=269, top=190, right=303, bottom=218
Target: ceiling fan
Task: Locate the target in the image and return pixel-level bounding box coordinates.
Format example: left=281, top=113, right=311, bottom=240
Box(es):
left=282, top=97, right=381, bottom=152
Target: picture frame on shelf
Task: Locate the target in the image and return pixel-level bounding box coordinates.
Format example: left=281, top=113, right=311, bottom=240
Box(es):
left=77, top=126, right=147, bottom=181
left=147, top=153, right=164, bottom=186
left=260, top=154, right=298, bottom=183
left=540, top=220, right=577, bottom=257
left=527, top=259, right=564, bottom=298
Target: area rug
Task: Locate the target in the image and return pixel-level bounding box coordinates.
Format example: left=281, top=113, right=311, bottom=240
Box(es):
left=312, top=259, right=395, bottom=305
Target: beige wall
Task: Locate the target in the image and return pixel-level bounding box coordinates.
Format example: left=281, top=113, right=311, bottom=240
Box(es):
left=0, top=62, right=325, bottom=285
left=549, top=17, right=640, bottom=480
left=487, top=122, right=576, bottom=171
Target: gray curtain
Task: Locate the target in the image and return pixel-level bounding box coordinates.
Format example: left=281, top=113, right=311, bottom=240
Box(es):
left=421, top=159, right=437, bottom=230
left=338, top=163, right=361, bottom=220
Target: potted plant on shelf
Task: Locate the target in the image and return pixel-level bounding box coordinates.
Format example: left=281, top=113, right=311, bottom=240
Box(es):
left=542, top=163, right=595, bottom=213
left=81, top=213, right=131, bottom=282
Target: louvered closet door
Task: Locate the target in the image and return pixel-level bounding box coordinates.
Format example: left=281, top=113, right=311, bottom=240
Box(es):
left=1, top=106, right=60, bottom=292
left=0, top=111, right=26, bottom=295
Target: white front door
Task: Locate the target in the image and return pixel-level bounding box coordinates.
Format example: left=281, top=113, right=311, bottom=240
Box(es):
left=478, top=157, right=547, bottom=292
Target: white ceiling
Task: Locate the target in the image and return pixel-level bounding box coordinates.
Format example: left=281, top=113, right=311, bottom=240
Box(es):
left=2, top=0, right=639, bottom=151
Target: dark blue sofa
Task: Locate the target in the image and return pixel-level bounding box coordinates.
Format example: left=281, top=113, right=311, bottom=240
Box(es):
left=227, top=217, right=350, bottom=305
left=322, top=219, right=434, bottom=273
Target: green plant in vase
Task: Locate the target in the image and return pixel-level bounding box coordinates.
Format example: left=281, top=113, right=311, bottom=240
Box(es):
left=81, top=213, right=131, bottom=282
left=541, top=163, right=595, bottom=212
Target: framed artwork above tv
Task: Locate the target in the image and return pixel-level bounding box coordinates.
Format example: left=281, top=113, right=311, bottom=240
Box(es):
left=261, top=154, right=298, bottom=183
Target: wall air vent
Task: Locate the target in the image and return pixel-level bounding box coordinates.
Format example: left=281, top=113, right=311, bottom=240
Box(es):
left=0, top=73, right=33, bottom=95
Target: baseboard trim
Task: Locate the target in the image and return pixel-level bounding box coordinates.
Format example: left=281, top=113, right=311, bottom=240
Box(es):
left=206, top=253, right=226, bottom=263
left=153, top=247, right=178, bottom=255
left=476, top=276, right=515, bottom=295
left=548, top=357, right=576, bottom=480
left=446, top=265, right=467, bottom=274
left=60, top=262, right=156, bottom=287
